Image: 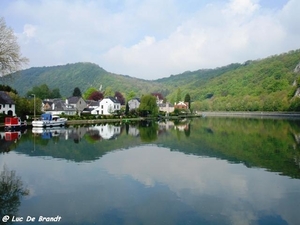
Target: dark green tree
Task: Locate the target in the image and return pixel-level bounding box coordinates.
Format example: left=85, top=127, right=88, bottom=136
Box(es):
left=51, top=88, right=61, bottom=98
left=0, top=85, right=17, bottom=94
left=26, top=84, right=60, bottom=99
left=72, top=87, right=82, bottom=97
left=125, top=102, right=129, bottom=115
left=138, top=94, right=158, bottom=117
left=184, top=93, right=191, bottom=109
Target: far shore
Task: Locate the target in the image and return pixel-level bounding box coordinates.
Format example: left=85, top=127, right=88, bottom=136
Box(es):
left=200, top=111, right=300, bottom=119
left=2, top=112, right=300, bottom=128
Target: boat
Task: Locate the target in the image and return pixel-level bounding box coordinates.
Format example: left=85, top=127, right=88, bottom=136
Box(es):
left=4, top=117, right=27, bottom=130
left=32, top=114, right=67, bottom=127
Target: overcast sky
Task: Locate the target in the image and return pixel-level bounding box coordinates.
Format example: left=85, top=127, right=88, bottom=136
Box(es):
left=1, top=0, right=299, bottom=80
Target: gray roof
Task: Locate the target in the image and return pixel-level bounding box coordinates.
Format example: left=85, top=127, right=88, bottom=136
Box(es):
left=0, top=91, right=14, bottom=104
left=47, top=100, right=75, bottom=112
left=106, top=97, right=120, bottom=104
left=67, top=96, right=83, bottom=104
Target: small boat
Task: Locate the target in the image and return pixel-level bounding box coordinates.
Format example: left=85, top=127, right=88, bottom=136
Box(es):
left=4, top=117, right=27, bottom=130
left=32, top=114, right=67, bottom=127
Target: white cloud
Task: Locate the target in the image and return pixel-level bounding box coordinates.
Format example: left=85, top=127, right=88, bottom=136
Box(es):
left=1, top=0, right=299, bottom=79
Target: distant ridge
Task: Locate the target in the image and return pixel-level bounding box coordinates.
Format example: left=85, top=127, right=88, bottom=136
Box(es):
left=3, top=49, right=300, bottom=111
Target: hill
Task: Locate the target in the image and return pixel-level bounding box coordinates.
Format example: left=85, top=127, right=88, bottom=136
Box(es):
left=159, top=49, right=300, bottom=111
left=3, top=62, right=167, bottom=98
left=2, top=49, right=300, bottom=111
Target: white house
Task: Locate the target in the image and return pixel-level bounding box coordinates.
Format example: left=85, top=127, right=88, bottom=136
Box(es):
left=91, top=97, right=121, bottom=115
left=128, top=98, right=140, bottom=111
left=0, top=91, right=16, bottom=116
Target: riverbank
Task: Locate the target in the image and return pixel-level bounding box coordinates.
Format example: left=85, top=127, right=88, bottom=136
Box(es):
left=200, top=111, right=300, bottom=119
left=2, top=112, right=300, bottom=128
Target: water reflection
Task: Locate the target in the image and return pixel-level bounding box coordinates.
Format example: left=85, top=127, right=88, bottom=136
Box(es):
left=0, top=165, right=29, bottom=224
left=0, top=118, right=300, bottom=224
left=1, top=118, right=300, bottom=179
left=0, top=145, right=299, bottom=224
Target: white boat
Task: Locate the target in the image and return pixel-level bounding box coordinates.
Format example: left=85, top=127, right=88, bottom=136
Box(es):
left=32, top=114, right=67, bottom=127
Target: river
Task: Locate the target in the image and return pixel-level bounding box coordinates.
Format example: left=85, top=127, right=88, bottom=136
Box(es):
left=0, top=117, right=300, bottom=225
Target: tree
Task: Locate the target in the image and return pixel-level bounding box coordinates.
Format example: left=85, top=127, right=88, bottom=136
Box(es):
left=176, top=88, right=182, bottom=103
left=88, top=91, right=103, bottom=101
left=104, top=86, right=114, bottom=97
left=83, top=87, right=98, bottom=99
left=0, top=166, right=29, bottom=218
left=72, top=87, right=82, bottom=97
left=114, top=91, right=125, bottom=105
left=51, top=88, right=61, bottom=98
left=0, top=17, right=28, bottom=80
left=138, top=94, right=158, bottom=117
left=26, top=84, right=60, bottom=99
left=125, top=102, right=129, bottom=115
left=0, top=84, right=17, bottom=94
left=126, top=90, right=136, bottom=101
left=184, top=93, right=191, bottom=109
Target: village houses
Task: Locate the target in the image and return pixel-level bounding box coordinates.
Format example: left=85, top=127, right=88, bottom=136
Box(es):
left=0, top=91, right=16, bottom=116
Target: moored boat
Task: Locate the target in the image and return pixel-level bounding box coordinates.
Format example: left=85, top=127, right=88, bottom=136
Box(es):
left=32, top=114, right=67, bottom=127
left=4, top=117, right=27, bottom=130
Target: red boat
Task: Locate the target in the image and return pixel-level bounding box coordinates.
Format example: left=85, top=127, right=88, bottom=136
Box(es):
left=4, top=117, right=27, bottom=130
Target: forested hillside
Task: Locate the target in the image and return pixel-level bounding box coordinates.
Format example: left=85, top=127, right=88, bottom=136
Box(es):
left=3, top=62, right=167, bottom=98
left=2, top=49, right=300, bottom=111
left=160, top=49, right=300, bottom=111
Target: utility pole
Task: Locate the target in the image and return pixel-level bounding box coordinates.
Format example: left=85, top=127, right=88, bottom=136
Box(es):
left=32, top=94, right=35, bottom=120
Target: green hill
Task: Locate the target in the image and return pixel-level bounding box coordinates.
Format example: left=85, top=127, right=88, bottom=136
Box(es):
left=2, top=49, right=300, bottom=111
left=3, top=62, right=167, bottom=98
left=159, top=49, right=300, bottom=111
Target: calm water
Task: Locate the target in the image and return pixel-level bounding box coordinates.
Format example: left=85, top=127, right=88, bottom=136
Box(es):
left=0, top=118, right=300, bottom=225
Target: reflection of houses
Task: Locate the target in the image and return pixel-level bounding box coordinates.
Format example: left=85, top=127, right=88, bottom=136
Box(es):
left=128, top=125, right=139, bottom=136
left=158, top=121, right=175, bottom=130
left=88, top=124, right=121, bottom=140
left=0, top=91, right=16, bottom=116
left=65, top=127, right=88, bottom=143
left=128, top=98, right=140, bottom=111
left=91, top=97, right=121, bottom=115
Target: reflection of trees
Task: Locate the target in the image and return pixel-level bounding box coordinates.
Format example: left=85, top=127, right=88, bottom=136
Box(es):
left=0, top=166, right=29, bottom=222
left=139, top=121, right=158, bottom=142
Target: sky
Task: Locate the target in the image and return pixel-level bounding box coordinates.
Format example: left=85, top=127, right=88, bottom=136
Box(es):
left=1, top=0, right=299, bottom=80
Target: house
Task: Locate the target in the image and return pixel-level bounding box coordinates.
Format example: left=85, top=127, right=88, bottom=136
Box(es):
left=42, top=100, right=53, bottom=111
left=66, top=96, right=87, bottom=115
left=0, top=91, right=16, bottom=116
left=174, top=101, right=189, bottom=110
left=83, top=100, right=100, bottom=114
left=91, top=97, right=121, bottom=115
left=45, top=99, right=76, bottom=115
left=128, top=98, right=140, bottom=111
left=158, top=102, right=174, bottom=113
